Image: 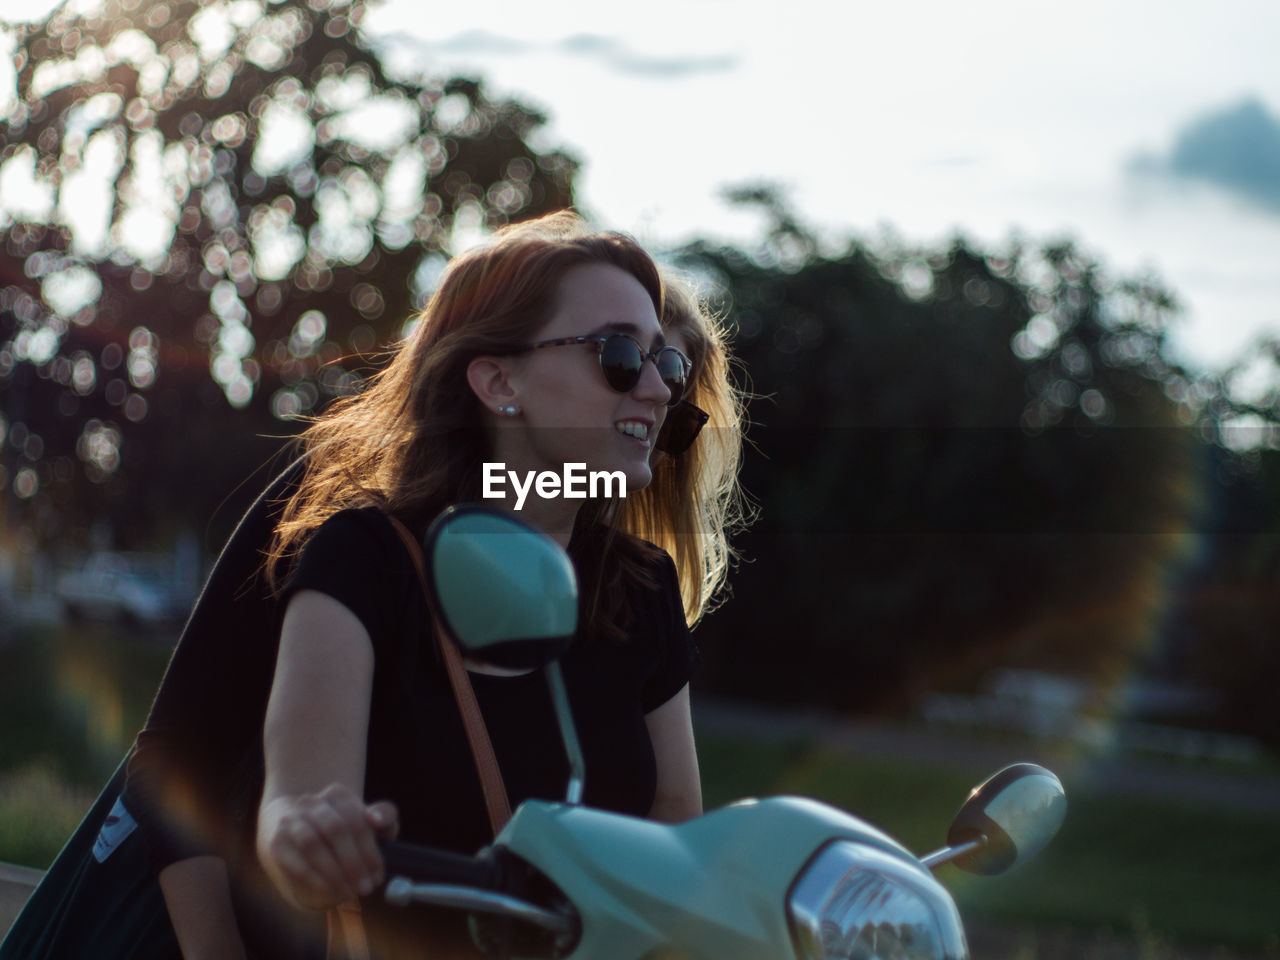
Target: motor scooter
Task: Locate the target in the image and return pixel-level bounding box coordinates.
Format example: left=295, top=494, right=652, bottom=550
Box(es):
left=375, top=504, right=1067, bottom=960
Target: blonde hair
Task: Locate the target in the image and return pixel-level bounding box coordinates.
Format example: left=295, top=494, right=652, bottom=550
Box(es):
left=623, top=272, right=750, bottom=626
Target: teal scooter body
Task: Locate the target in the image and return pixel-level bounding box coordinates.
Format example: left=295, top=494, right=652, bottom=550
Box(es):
left=498, top=795, right=964, bottom=959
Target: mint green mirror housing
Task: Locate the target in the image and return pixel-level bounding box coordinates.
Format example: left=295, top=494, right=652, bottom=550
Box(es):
left=425, top=505, right=578, bottom=669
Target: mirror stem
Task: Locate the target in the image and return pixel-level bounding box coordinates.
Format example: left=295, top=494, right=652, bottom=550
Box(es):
left=920, top=836, right=987, bottom=872
left=545, top=662, right=585, bottom=804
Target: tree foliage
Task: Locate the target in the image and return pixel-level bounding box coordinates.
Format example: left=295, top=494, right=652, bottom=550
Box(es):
left=0, top=0, right=574, bottom=542
left=678, top=190, right=1278, bottom=746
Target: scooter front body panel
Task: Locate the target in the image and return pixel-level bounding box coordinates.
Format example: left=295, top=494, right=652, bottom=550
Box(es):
left=497, top=795, right=939, bottom=960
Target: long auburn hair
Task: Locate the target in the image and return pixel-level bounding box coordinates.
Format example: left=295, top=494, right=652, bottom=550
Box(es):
left=265, top=212, right=735, bottom=640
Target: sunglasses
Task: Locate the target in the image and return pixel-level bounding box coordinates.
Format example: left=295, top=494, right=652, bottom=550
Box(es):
left=655, top=399, right=709, bottom=457
left=519, top=333, right=691, bottom=407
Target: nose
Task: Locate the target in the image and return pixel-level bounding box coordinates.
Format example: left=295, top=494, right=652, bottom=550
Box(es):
left=632, top=354, right=672, bottom=406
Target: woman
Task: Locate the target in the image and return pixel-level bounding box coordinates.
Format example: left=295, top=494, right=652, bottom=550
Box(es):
left=253, top=213, right=745, bottom=957
left=1, top=217, right=744, bottom=960
left=627, top=273, right=743, bottom=627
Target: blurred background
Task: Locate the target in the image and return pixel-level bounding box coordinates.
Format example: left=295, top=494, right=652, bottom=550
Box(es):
left=1, top=1, right=1277, bottom=957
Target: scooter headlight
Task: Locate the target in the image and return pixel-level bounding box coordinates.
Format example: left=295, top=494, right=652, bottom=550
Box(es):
left=787, top=841, right=967, bottom=960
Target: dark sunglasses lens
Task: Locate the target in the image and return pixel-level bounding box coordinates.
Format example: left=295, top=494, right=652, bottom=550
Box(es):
left=655, top=348, right=689, bottom=405
left=599, top=335, right=643, bottom=392
left=598, top=337, right=688, bottom=406
left=656, top=402, right=706, bottom=456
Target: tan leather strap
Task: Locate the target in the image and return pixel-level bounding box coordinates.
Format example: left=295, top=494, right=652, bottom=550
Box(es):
left=327, top=901, right=371, bottom=960
left=387, top=515, right=512, bottom=835
left=326, top=515, right=513, bottom=960
left=433, top=608, right=515, bottom=834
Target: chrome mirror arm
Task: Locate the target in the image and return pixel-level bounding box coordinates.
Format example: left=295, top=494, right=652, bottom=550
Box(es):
left=545, top=661, right=584, bottom=804
left=920, top=836, right=988, bottom=872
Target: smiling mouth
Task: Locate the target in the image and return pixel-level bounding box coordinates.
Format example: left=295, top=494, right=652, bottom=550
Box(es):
left=615, top=421, right=651, bottom=443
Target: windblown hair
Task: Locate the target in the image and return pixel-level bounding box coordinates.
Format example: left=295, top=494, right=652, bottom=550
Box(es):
left=263, top=211, right=743, bottom=641
left=625, top=273, right=750, bottom=626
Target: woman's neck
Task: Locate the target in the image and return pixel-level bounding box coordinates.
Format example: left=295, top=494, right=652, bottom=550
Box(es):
left=482, top=441, right=581, bottom=547
left=491, top=493, right=578, bottom=549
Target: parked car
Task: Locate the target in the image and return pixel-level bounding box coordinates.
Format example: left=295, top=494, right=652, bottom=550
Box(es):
left=55, top=552, right=187, bottom=627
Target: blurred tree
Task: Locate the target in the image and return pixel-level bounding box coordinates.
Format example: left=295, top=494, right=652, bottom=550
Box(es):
left=678, top=186, right=1218, bottom=721
left=0, top=0, right=575, bottom=547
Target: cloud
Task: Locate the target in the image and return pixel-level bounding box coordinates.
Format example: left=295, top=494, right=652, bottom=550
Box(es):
left=425, top=29, right=533, bottom=56
left=1149, top=97, right=1280, bottom=210
left=558, top=33, right=620, bottom=56
left=556, top=33, right=737, bottom=78
left=397, top=29, right=736, bottom=80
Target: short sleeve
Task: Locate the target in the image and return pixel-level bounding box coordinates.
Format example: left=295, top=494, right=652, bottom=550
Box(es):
left=640, top=553, right=700, bottom=712
left=284, top=507, right=409, bottom=645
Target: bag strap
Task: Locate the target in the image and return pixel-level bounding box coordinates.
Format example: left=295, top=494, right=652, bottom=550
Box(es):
left=386, top=515, right=512, bottom=834
left=326, top=516, right=513, bottom=960
left=327, top=903, right=371, bottom=960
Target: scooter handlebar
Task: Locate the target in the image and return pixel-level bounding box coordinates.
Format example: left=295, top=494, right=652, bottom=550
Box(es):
left=379, top=838, right=504, bottom=891
left=376, top=838, right=578, bottom=939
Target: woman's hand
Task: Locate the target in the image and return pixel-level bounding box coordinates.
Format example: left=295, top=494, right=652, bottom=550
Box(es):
left=257, top=783, right=398, bottom=911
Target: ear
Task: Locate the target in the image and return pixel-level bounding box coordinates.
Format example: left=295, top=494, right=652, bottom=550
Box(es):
left=466, top=356, right=518, bottom=414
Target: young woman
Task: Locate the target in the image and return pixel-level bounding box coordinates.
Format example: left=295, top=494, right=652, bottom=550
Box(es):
left=1, top=217, right=744, bottom=960
left=252, top=213, right=745, bottom=957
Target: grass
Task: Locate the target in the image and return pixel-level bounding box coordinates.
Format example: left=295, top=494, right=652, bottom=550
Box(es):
left=0, top=761, right=95, bottom=870
left=697, top=731, right=1280, bottom=956
left=0, top=624, right=169, bottom=871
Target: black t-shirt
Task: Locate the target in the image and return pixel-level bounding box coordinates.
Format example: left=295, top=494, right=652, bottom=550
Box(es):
left=285, top=507, right=698, bottom=958
left=286, top=507, right=697, bottom=850
left=126, top=460, right=303, bottom=870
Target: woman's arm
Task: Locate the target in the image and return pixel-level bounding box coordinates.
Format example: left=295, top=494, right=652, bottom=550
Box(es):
left=256, top=589, right=397, bottom=910
left=158, top=856, right=248, bottom=960
left=644, top=684, right=703, bottom=823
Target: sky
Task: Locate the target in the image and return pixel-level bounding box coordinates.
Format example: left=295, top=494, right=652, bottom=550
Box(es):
left=359, top=0, right=1280, bottom=377
left=3, top=0, right=1279, bottom=377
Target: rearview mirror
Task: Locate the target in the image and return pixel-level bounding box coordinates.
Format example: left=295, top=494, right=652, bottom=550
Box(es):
left=945, top=763, right=1066, bottom=875
left=425, top=505, right=578, bottom=670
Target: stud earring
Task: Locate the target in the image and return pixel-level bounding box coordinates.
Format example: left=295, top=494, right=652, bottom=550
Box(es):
left=499, top=405, right=519, bottom=417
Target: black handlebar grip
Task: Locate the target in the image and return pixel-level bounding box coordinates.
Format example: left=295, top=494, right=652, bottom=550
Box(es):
left=379, top=839, right=505, bottom=891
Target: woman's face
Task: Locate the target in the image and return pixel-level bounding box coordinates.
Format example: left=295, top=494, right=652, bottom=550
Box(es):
left=506, top=262, right=672, bottom=494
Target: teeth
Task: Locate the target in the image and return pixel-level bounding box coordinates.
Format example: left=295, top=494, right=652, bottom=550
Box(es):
left=616, top=421, right=649, bottom=440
